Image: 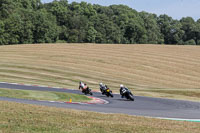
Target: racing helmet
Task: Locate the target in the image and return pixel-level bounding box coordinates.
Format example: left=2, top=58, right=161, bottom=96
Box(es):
left=120, top=84, right=124, bottom=88
left=99, top=83, right=103, bottom=86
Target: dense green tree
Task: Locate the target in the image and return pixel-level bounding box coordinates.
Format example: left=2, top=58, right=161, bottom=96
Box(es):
left=32, top=9, right=58, bottom=43
left=124, top=19, right=146, bottom=44
left=157, top=14, right=185, bottom=44
left=170, top=20, right=185, bottom=44
left=93, top=15, right=106, bottom=43
left=3, top=13, right=24, bottom=44
left=0, top=0, right=200, bottom=45
left=86, top=26, right=97, bottom=43
left=196, top=19, right=200, bottom=45
left=67, top=15, right=88, bottom=42
left=16, top=9, right=35, bottom=44
left=180, top=17, right=196, bottom=44
left=67, top=29, right=79, bottom=42
left=140, top=12, right=163, bottom=44
left=0, top=0, right=15, bottom=18
left=0, top=20, right=6, bottom=45
left=0, top=0, right=41, bottom=44
left=184, top=39, right=196, bottom=45
left=45, top=0, right=68, bottom=25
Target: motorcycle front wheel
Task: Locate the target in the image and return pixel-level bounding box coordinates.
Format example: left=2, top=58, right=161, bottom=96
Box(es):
left=109, top=93, right=113, bottom=98
left=129, top=94, right=134, bottom=101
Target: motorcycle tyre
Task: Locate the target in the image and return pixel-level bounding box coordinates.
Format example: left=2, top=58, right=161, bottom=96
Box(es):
left=129, top=94, right=134, bottom=101
left=109, top=93, right=114, bottom=98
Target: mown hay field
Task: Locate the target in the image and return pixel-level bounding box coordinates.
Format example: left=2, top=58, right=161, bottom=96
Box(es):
left=0, top=44, right=200, bottom=101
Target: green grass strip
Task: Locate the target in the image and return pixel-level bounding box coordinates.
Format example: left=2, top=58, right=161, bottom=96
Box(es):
left=0, top=88, right=91, bottom=102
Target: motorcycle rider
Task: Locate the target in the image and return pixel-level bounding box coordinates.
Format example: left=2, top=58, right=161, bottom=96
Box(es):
left=79, top=81, right=88, bottom=93
left=120, top=84, right=130, bottom=98
left=99, top=83, right=108, bottom=95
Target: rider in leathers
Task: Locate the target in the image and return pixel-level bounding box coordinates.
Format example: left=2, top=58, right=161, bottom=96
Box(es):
left=99, top=83, right=108, bottom=95
left=79, top=81, right=88, bottom=93
left=120, top=84, right=131, bottom=98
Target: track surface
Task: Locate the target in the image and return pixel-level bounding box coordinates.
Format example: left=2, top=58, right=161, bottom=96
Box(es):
left=0, top=83, right=200, bottom=120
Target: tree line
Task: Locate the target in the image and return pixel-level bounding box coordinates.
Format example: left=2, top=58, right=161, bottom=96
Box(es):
left=0, top=0, right=200, bottom=45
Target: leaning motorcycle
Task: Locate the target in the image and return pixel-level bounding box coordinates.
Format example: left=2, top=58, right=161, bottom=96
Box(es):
left=121, top=89, right=134, bottom=101
left=82, top=87, right=93, bottom=95
left=100, top=87, right=114, bottom=97
left=104, top=88, right=114, bottom=97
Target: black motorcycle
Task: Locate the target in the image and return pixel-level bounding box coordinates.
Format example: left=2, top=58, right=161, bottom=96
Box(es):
left=81, top=87, right=93, bottom=95
left=121, top=88, right=134, bottom=101
left=100, top=87, right=113, bottom=97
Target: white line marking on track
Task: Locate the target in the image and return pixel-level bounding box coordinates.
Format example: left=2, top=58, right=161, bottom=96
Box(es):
left=157, top=117, right=200, bottom=122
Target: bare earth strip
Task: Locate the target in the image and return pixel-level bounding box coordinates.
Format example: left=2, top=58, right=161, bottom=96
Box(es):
left=1, top=44, right=200, bottom=101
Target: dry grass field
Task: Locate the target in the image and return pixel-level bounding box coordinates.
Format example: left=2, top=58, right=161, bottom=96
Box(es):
left=0, top=44, right=200, bottom=101
left=0, top=101, right=200, bottom=133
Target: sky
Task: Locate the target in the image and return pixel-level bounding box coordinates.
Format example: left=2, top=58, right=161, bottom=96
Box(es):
left=42, top=0, right=200, bottom=20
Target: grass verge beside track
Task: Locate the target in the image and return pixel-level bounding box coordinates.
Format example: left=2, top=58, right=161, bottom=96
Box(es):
left=0, top=101, right=200, bottom=133
left=0, top=88, right=90, bottom=102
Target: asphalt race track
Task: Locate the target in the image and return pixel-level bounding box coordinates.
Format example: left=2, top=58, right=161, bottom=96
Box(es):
left=1, top=82, right=200, bottom=121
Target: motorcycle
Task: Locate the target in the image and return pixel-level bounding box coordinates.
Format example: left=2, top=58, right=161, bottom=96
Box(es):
left=105, top=88, right=114, bottom=97
left=100, top=86, right=114, bottom=97
left=121, top=88, right=134, bottom=101
left=81, top=86, right=93, bottom=95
